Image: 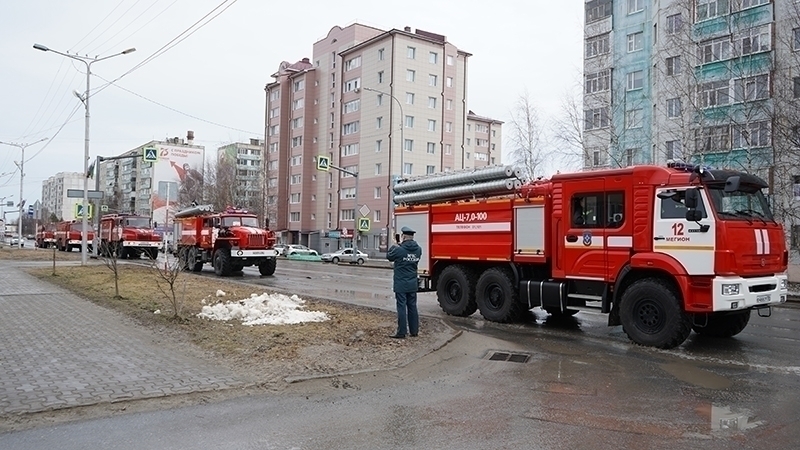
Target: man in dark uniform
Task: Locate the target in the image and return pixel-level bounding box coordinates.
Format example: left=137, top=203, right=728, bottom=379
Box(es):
left=386, top=226, right=422, bottom=339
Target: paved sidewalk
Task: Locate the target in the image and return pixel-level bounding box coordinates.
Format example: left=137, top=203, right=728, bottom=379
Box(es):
left=0, top=262, right=249, bottom=416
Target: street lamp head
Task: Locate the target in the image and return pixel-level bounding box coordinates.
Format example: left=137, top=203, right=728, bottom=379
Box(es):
left=33, top=43, right=49, bottom=52
left=122, top=48, right=136, bottom=54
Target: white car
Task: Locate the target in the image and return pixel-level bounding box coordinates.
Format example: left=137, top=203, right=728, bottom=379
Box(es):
left=9, top=235, right=24, bottom=247
left=321, top=248, right=368, bottom=264
left=285, top=244, right=319, bottom=257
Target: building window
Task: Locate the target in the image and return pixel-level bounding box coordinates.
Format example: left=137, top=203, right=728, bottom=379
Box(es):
left=585, top=69, right=610, bottom=93
left=290, top=155, right=302, bottom=166
left=426, top=165, right=435, bottom=175
left=342, top=143, right=359, bottom=156
left=290, top=212, right=300, bottom=222
left=292, top=99, right=303, bottom=110
left=466, top=138, right=471, bottom=146
left=794, top=77, right=800, bottom=98
left=340, top=209, right=355, bottom=221
left=404, top=139, right=413, bottom=152
left=374, top=187, right=381, bottom=199
left=585, top=33, right=610, bottom=58
left=290, top=193, right=301, bottom=204
left=666, top=140, right=682, bottom=160
left=403, top=163, right=412, bottom=175
left=794, top=28, right=800, bottom=51
left=291, top=117, right=303, bottom=129
left=427, top=142, right=436, bottom=154
left=429, top=74, right=438, bottom=86
left=446, top=122, right=453, bottom=132
left=585, top=0, right=612, bottom=23
left=269, top=143, right=278, bottom=153
left=696, top=0, right=726, bottom=21
left=733, top=0, right=770, bottom=12
left=269, top=107, right=279, bottom=118
left=666, top=56, right=682, bottom=76
left=270, top=90, right=279, bottom=101
left=625, top=109, right=643, bottom=129
left=428, top=97, right=437, bottom=108
left=342, top=121, right=359, bottom=135
left=374, top=210, right=381, bottom=223
left=429, top=52, right=437, bottom=64
left=628, top=0, right=644, bottom=14
left=445, top=144, right=452, bottom=155
left=343, top=99, right=360, bottom=114
left=405, top=116, right=414, bottom=128
left=697, top=80, right=730, bottom=107
left=293, top=80, right=304, bottom=92
left=733, top=74, right=769, bottom=102
left=375, top=163, right=382, bottom=175
left=340, top=187, right=356, bottom=200
left=699, top=37, right=731, bottom=63
left=376, top=116, right=383, bottom=129
left=378, top=71, right=384, bottom=84
left=407, top=46, right=416, bottom=59
left=666, top=13, right=683, bottom=34
left=290, top=174, right=301, bottom=185
left=626, top=70, right=644, bottom=90
left=447, top=55, right=454, bottom=65
left=376, top=140, right=382, bottom=152
left=627, top=32, right=643, bottom=52
left=667, top=98, right=682, bottom=117
left=695, top=125, right=731, bottom=152
left=793, top=176, right=800, bottom=200
left=733, top=121, right=771, bottom=148
left=376, top=94, right=383, bottom=106
left=737, top=25, right=771, bottom=56
left=344, top=78, right=361, bottom=92
left=291, top=136, right=303, bottom=147
left=344, top=55, right=361, bottom=71
left=340, top=165, right=357, bottom=178
left=625, top=148, right=639, bottom=166
left=406, top=92, right=414, bottom=104
left=378, top=48, right=385, bottom=60
left=407, top=70, right=415, bottom=82
left=428, top=119, right=436, bottom=131
left=584, top=108, right=610, bottom=130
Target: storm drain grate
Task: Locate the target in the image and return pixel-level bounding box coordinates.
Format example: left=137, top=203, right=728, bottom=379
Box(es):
left=487, top=351, right=530, bottom=363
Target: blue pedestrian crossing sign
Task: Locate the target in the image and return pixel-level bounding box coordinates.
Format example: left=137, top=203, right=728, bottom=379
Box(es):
left=358, top=217, right=370, bottom=232
left=74, top=203, right=94, bottom=219
left=143, top=147, right=159, bottom=163
left=316, top=155, right=330, bottom=172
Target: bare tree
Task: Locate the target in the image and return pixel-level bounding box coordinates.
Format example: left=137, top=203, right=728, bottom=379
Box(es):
left=200, top=155, right=238, bottom=211
left=150, top=250, right=186, bottom=319
left=98, top=241, right=123, bottom=299
left=507, top=92, right=545, bottom=179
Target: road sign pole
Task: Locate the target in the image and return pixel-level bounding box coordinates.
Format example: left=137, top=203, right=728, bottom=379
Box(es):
left=353, top=171, right=359, bottom=263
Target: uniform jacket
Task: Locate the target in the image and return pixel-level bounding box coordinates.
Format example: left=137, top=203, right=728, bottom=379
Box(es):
left=387, top=239, right=422, bottom=293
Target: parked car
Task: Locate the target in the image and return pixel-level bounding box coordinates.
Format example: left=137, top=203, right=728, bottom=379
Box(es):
left=321, top=248, right=368, bottom=264
left=9, top=235, right=24, bottom=247
left=285, top=244, right=319, bottom=257
left=273, top=244, right=288, bottom=256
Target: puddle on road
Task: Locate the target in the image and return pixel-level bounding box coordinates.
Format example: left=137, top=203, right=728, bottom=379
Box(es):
left=659, top=362, right=732, bottom=389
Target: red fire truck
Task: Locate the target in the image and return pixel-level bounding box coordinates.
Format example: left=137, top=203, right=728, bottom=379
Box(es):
left=35, top=224, right=56, bottom=248
left=173, top=204, right=278, bottom=276
left=99, top=214, right=162, bottom=259
left=394, top=163, right=789, bottom=349
left=54, top=220, right=95, bottom=252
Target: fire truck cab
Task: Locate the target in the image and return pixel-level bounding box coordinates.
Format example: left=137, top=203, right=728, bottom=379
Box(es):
left=55, top=220, right=95, bottom=253
left=395, top=163, right=788, bottom=349
left=35, top=224, right=56, bottom=248
left=99, top=214, right=161, bottom=260
left=173, top=205, right=278, bottom=276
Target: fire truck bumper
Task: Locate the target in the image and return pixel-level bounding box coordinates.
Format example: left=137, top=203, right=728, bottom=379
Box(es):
left=232, top=249, right=278, bottom=258
left=67, top=240, right=82, bottom=245
left=123, top=241, right=161, bottom=247
left=712, top=274, right=788, bottom=312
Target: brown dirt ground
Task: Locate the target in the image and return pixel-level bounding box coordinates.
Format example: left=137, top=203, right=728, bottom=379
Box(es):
left=8, top=248, right=449, bottom=388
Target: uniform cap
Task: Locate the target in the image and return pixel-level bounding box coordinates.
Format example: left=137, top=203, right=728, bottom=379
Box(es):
left=400, top=226, right=416, bottom=235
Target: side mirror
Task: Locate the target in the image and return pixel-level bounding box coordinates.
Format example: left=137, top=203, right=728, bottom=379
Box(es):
left=153, top=222, right=158, bottom=228
left=684, top=188, right=699, bottom=209
left=724, top=176, right=740, bottom=193
left=685, top=210, right=703, bottom=222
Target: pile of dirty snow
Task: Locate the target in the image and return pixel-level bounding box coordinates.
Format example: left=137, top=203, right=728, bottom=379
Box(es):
left=197, top=291, right=329, bottom=326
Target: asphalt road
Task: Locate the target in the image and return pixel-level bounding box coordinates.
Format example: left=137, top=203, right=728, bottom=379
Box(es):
left=3, top=257, right=799, bottom=448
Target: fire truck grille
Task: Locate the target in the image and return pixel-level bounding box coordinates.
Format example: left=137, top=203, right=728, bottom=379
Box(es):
left=248, top=235, right=266, bottom=248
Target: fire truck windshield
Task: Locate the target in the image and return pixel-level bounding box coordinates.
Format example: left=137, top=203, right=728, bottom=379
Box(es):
left=707, top=185, right=774, bottom=223
left=124, top=217, right=151, bottom=228
left=221, top=216, right=259, bottom=227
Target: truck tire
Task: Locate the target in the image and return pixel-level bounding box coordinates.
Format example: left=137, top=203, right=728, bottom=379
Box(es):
left=436, top=265, right=478, bottom=317
left=476, top=267, right=522, bottom=323
left=189, top=247, right=204, bottom=272
left=146, top=248, right=158, bottom=260
left=213, top=248, right=232, bottom=276
left=620, top=278, right=691, bottom=349
left=259, top=257, right=277, bottom=276
left=692, top=310, right=751, bottom=338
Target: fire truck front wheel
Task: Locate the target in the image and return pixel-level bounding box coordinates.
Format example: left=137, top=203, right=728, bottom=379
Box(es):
left=692, top=310, right=751, bottom=338
left=213, top=248, right=233, bottom=276
left=620, top=278, right=691, bottom=349
left=259, top=258, right=277, bottom=276
left=476, top=268, right=522, bottom=323
left=436, top=265, right=478, bottom=317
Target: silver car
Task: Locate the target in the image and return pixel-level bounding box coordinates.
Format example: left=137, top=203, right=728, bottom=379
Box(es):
left=321, top=248, right=368, bottom=264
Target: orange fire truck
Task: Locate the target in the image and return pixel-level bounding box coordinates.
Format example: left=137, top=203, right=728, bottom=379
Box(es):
left=99, top=214, right=162, bottom=259
left=394, top=163, right=789, bottom=349
left=173, top=204, right=278, bottom=276
left=35, top=224, right=56, bottom=248
left=54, top=220, right=95, bottom=252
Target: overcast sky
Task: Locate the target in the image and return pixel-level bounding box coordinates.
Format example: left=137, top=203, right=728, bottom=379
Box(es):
left=0, top=0, right=583, bottom=209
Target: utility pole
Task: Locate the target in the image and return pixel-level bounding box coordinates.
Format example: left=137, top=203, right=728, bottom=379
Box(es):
left=0, top=138, right=48, bottom=248
left=315, top=156, right=360, bottom=263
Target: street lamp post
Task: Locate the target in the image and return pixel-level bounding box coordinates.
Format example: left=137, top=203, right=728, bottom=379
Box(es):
left=0, top=138, right=48, bottom=248
left=33, top=43, right=135, bottom=265
left=362, top=87, right=404, bottom=245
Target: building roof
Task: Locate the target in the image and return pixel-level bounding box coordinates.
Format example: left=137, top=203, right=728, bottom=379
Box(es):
left=467, top=110, right=504, bottom=125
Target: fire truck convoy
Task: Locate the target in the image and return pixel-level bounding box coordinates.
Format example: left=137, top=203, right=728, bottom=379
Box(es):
left=54, top=220, right=95, bottom=252
left=172, top=204, right=278, bottom=276
left=394, top=163, right=789, bottom=349
left=35, top=224, right=56, bottom=248
left=99, top=214, right=162, bottom=259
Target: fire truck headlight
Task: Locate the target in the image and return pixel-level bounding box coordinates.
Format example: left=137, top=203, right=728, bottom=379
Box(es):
left=780, top=279, right=787, bottom=291
left=722, top=284, right=740, bottom=296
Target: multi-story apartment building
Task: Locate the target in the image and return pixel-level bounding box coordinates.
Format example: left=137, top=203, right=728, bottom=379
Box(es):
left=264, top=23, right=502, bottom=254
left=40, top=172, right=84, bottom=221
left=217, top=139, right=265, bottom=212
left=582, top=0, right=800, bottom=246
left=97, top=133, right=205, bottom=230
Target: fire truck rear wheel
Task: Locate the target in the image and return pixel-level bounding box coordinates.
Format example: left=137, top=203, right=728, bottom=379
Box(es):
left=259, top=258, right=277, bottom=276
left=213, top=248, right=232, bottom=276
left=692, top=310, right=751, bottom=338
left=620, top=278, right=691, bottom=349
left=436, top=265, right=478, bottom=317
left=146, top=248, right=158, bottom=260
left=476, top=267, right=521, bottom=323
